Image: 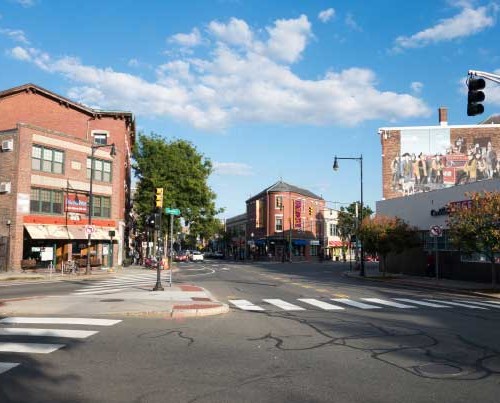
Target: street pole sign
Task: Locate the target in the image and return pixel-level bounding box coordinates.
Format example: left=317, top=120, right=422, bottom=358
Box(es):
left=165, top=208, right=181, bottom=216
left=429, top=225, right=443, bottom=237
left=429, top=225, right=443, bottom=281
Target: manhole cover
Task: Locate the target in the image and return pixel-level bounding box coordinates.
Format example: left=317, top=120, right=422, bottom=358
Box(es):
left=415, top=363, right=463, bottom=376
left=100, top=299, right=124, bottom=302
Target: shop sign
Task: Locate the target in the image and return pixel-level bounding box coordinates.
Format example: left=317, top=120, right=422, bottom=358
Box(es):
left=65, top=194, right=88, bottom=213
left=310, top=240, right=320, bottom=245
left=294, top=199, right=302, bottom=230
left=431, top=199, right=472, bottom=217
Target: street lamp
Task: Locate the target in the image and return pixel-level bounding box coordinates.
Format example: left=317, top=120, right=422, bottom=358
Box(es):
left=6, top=219, right=11, bottom=271
left=332, top=155, right=365, bottom=277
left=87, top=143, right=116, bottom=275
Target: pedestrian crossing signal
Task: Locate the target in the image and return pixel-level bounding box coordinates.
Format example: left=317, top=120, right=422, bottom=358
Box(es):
left=155, top=188, right=164, bottom=208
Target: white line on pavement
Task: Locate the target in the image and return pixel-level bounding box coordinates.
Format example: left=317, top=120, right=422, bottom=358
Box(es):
left=454, top=300, right=500, bottom=309
left=425, top=300, right=488, bottom=309
left=0, top=362, right=19, bottom=375
left=263, top=299, right=305, bottom=311
left=0, top=317, right=122, bottom=326
left=72, top=288, right=129, bottom=295
left=0, top=342, right=64, bottom=354
left=0, top=328, right=99, bottom=339
left=331, top=298, right=382, bottom=309
left=393, top=298, right=451, bottom=308
left=229, top=300, right=265, bottom=311
left=297, top=299, right=345, bottom=310
left=362, top=298, right=417, bottom=309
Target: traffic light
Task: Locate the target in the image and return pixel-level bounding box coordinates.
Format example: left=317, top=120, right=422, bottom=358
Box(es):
left=155, top=187, right=164, bottom=208
left=154, top=212, right=161, bottom=230
left=308, top=206, right=313, bottom=216
left=467, top=76, right=486, bottom=116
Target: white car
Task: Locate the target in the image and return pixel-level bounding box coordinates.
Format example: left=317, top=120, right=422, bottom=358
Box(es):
left=191, top=251, right=204, bottom=261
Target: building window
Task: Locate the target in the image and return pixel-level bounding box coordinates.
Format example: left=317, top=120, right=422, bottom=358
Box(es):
left=87, top=158, right=112, bottom=182
left=93, top=133, right=108, bottom=145
left=91, top=195, right=111, bottom=218
left=32, top=145, right=64, bottom=174
left=275, top=195, right=283, bottom=209
left=329, top=223, right=338, bottom=236
left=275, top=215, right=283, bottom=232
left=30, top=188, right=63, bottom=214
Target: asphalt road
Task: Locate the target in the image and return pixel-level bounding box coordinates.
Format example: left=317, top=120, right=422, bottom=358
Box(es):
left=1, top=260, right=499, bottom=403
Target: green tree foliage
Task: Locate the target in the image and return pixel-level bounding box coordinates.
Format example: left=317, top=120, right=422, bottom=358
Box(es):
left=337, top=202, right=373, bottom=261
left=448, top=191, right=500, bottom=287
left=359, top=215, right=420, bottom=276
left=132, top=133, right=223, bottom=240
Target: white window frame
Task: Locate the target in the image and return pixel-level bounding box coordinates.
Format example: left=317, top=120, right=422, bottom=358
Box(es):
left=91, top=130, right=109, bottom=145
left=275, top=214, right=283, bottom=232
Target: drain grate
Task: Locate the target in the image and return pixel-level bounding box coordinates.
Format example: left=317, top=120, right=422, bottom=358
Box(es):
left=100, top=299, right=124, bottom=302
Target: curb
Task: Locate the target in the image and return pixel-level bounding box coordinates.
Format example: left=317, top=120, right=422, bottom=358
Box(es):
left=110, top=303, right=230, bottom=319
left=342, top=272, right=500, bottom=299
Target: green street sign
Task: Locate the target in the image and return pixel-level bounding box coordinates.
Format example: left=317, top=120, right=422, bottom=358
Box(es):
left=165, top=208, right=181, bottom=216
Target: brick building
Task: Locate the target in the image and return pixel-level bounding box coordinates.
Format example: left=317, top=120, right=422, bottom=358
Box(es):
left=0, top=83, right=135, bottom=271
left=245, top=181, right=326, bottom=260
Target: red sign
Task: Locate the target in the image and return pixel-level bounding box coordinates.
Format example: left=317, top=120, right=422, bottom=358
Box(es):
left=65, top=194, right=88, bottom=213
left=294, top=199, right=302, bottom=230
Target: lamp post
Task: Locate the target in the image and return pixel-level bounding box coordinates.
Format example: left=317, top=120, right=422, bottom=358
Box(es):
left=6, top=219, right=11, bottom=271
left=87, top=143, right=116, bottom=275
left=333, top=155, right=365, bottom=277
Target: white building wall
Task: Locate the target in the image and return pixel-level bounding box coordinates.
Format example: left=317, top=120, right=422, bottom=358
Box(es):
left=376, top=179, right=500, bottom=230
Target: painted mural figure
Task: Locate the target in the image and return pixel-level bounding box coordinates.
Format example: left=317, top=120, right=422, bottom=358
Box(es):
left=486, top=141, right=497, bottom=178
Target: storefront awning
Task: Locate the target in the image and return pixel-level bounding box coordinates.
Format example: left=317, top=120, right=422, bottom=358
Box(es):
left=25, top=225, right=71, bottom=240
left=25, top=225, right=119, bottom=241
left=328, top=240, right=344, bottom=247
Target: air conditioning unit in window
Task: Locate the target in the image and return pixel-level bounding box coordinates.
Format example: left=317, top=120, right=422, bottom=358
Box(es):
left=1, top=139, right=13, bottom=151
left=0, top=182, right=11, bottom=193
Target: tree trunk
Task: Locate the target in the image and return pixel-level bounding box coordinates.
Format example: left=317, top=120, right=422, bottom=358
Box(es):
left=382, top=254, right=387, bottom=277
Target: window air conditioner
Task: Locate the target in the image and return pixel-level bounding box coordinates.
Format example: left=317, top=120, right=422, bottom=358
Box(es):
left=0, top=182, right=11, bottom=193
left=1, top=139, right=13, bottom=151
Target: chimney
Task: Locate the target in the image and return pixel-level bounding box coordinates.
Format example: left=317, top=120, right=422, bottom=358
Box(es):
left=438, top=107, right=448, bottom=126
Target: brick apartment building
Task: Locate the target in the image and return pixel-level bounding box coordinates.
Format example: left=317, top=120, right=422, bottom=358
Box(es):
left=245, top=181, right=326, bottom=260
left=0, top=83, right=135, bottom=271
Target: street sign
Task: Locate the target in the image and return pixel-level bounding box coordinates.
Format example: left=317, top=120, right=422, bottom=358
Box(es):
left=85, top=225, right=95, bottom=235
left=429, top=225, right=443, bottom=237
left=165, top=208, right=181, bottom=216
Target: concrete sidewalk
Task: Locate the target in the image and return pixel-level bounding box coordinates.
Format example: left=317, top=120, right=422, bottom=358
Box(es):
left=344, top=265, right=500, bottom=298
left=0, top=266, right=229, bottom=319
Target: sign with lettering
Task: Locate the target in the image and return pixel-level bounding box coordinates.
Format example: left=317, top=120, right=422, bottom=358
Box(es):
left=294, top=199, right=302, bottom=230
left=65, top=194, right=88, bottom=213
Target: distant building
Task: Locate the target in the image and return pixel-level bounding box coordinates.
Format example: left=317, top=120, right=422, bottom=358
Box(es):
left=0, top=83, right=135, bottom=271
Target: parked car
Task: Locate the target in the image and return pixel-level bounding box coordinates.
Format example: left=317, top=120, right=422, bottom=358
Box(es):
left=213, top=251, right=225, bottom=259
left=191, top=251, right=204, bottom=261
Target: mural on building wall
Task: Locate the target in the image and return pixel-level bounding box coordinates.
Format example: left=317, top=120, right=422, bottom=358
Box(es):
left=390, top=128, right=499, bottom=198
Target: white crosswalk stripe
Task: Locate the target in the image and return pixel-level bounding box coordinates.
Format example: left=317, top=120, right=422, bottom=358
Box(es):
left=229, top=300, right=265, bottom=311
left=72, top=273, right=168, bottom=295
left=263, top=299, right=305, bottom=311
left=297, top=299, right=345, bottom=310
left=362, top=298, right=417, bottom=309
left=425, top=300, right=488, bottom=309
left=393, top=298, right=451, bottom=308
left=331, top=298, right=382, bottom=309
left=453, top=300, right=500, bottom=309
left=0, top=316, right=122, bottom=376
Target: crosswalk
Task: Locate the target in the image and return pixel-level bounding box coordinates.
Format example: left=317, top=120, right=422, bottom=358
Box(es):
left=0, top=279, right=61, bottom=288
left=72, top=273, right=171, bottom=295
left=0, top=316, right=121, bottom=375
left=229, top=297, right=500, bottom=312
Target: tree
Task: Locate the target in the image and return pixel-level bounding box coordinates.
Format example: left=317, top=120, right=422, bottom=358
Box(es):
left=337, top=202, right=373, bottom=261
left=132, top=133, right=223, bottom=242
left=359, top=215, right=420, bottom=276
left=448, top=191, right=500, bottom=288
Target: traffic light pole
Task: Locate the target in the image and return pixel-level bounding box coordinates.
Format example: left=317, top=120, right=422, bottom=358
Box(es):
left=468, top=70, right=500, bottom=84
left=152, top=208, right=164, bottom=291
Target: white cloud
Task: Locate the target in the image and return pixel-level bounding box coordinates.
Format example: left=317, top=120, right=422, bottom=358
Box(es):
left=394, top=5, right=497, bottom=50
left=168, top=28, right=202, bottom=47
left=13, top=0, right=36, bottom=7
left=411, top=81, right=423, bottom=93
left=265, top=14, right=312, bottom=63
left=8, top=46, right=31, bottom=60
left=318, top=8, right=335, bottom=23
left=7, top=15, right=431, bottom=131
left=484, top=68, right=500, bottom=106
left=345, top=13, right=362, bottom=31
left=208, top=18, right=253, bottom=47
left=0, top=28, right=29, bottom=44
left=213, top=162, right=253, bottom=176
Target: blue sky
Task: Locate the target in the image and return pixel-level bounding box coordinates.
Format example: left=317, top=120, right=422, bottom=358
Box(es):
left=1, top=0, right=499, bottom=218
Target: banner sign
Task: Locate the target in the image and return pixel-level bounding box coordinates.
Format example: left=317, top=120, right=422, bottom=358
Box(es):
left=294, top=199, right=302, bottom=230
left=65, top=194, right=88, bottom=213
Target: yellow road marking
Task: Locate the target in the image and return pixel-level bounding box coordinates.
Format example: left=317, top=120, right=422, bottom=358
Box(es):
left=301, top=285, right=313, bottom=289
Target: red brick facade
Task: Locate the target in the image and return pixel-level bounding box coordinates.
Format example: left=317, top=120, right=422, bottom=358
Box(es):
left=0, top=84, right=135, bottom=271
